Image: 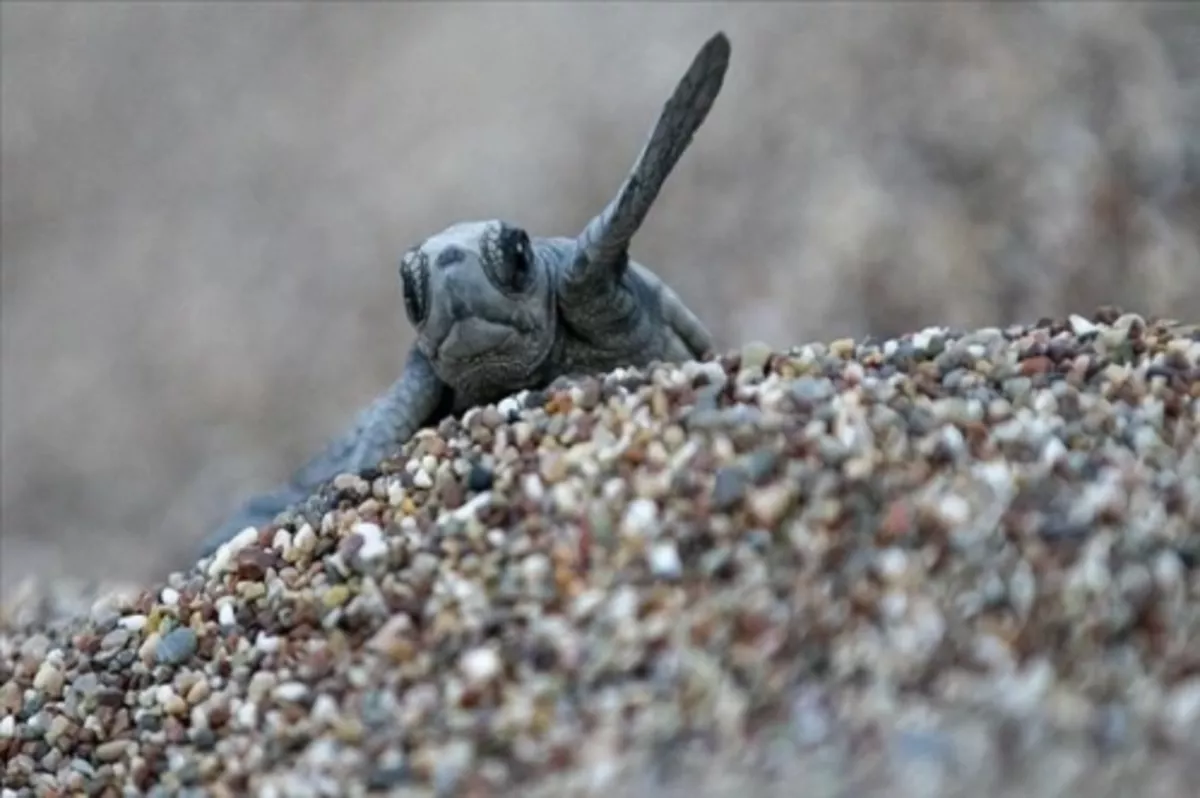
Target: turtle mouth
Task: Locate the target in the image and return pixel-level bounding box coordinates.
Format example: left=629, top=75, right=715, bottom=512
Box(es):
left=436, top=319, right=519, bottom=366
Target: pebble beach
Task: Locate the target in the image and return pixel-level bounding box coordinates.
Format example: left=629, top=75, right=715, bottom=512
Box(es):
left=3, top=308, right=1199, bottom=797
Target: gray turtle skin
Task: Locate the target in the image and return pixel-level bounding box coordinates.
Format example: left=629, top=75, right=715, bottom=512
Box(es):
left=201, top=32, right=730, bottom=556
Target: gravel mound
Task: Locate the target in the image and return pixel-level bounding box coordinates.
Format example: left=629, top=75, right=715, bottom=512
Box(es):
left=3, top=309, right=1199, bottom=797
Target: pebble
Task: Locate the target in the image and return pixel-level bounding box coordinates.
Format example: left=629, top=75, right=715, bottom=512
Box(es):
left=155, top=627, right=198, bottom=666
left=620, top=498, right=660, bottom=538
left=711, top=466, right=748, bottom=510
left=647, top=541, right=683, bottom=579
left=3, top=309, right=1199, bottom=796
left=349, top=522, right=387, bottom=562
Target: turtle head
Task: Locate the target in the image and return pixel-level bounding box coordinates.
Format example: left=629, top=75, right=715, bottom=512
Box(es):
left=398, top=220, right=556, bottom=394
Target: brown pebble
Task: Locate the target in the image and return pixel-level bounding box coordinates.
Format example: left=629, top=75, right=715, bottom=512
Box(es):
left=1020, top=355, right=1055, bottom=375
left=234, top=548, right=279, bottom=582
left=93, top=739, right=130, bottom=763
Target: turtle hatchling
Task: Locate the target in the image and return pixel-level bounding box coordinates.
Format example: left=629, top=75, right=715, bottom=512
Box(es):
left=203, top=32, right=731, bottom=555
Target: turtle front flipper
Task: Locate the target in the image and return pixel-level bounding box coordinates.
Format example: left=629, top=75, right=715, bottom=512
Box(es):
left=560, top=32, right=730, bottom=331
left=199, top=345, right=451, bottom=556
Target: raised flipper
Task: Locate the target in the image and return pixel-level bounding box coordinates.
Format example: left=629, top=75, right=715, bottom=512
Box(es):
left=561, top=32, right=730, bottom=323
left=198, top=346, right=449, bottom=556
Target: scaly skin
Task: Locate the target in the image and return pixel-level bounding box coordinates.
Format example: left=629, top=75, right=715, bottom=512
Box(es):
left=202, top=32, right=731, bottom=556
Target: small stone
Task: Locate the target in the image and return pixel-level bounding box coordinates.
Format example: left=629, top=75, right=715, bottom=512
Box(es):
left=294, top=524, right=317, bottom=554
left=739, top=340, right=773, bottom=377
left=99, top=624, right=129, bottom=652
left=271, top=527, right=292, bottom=551
left=620, top=498, right=660, bottom=538
left=323, top=585, right=352, bottom=609
left=138, top=632, right=162, bottom=664
left=350, top=522, right=388, bottom=563
left=19, top=633, right=51, bottom=661
left=368, top=747, right=410, bottom=790
left=412, top=469, right=433, bottom=490
left=272, top=682, right=311, bottom=704
left=1069, top=314, right=1099, bottom=337
left=1162, top=679, right=1200, bottom=741
left=185, top=680, right=211, bottom=705
left=648, top=541, right=683, bottom=579
left=155, top=628, right=198, bottom=666
left=118, top=614, right=148, bottom=632
left=711, top=467, right=748, bottom=511
left=33, top=663, right=65, bottom=699
left=497, top=396, right=522, bottom=420
left=333, top=472, right=369, bottom=495
left=743, top=448, right=780, bottom=484
left=247, top=671, right=278, bottom=703
left=217, top=602, right=238, bottom=628
left=44, top=714, right=71, bottom=744
left=459, top=647, right=501, bottom=687
left=157, top=686, right=187, bottom=716
left=746, top=482, right=795, bottom=527
left=466, top=464, right=494, bottom=492
left=431, top=739, right=476, bottom=795
left=94, top=739, right=129, bottom=763
left=255, top=632, right=281, bottom=654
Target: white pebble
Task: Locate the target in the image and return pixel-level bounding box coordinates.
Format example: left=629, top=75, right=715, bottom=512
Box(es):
left=601, top=478, right=627, bottom=504
left=1162, top=679, right=1200, bottom=740
left=412, top=469, right=433, bottom=490
left=293, top=524, right=317, bottom=554
left=0, top=715, right=14, bottom=738
left=551, top=482, right=581, bottom=514
left=879, top=590, right=908, bottom=622
left=1041, top=436, right=1067, bottom=465
left=937, top=495, right=971, bottom=527
left=156, top=686, right=188, bottom=715
left=272, top=682, right=310, bottom=703
left=497, top=396, right=521, bottom=418
left=207, top=526, right=260, bottom=577
left=448, top=492, right=492, bottom=524
left=119, top=614, right=148, bottom=632
left=460, top=646, right=502, bottom=686
left=247, top=672, right=277, bottom=702
left=1153, top=550, right=1185, bottom=593
left=254, top=632, right=281, bottom=654
left=522, top=553, right=552, bottom=586
left=620, top=498, right=659, bottom=538
left=521, top=473, right=545, bottom=502
left=606, top=585, right=639, bottom=622
left=387, top=480, right=405, bottom=507
left=1068, top=314, right=1098, bottom=336
left=217, top=601, right=238, bottom=628
left=352, top=522, right=388, bottom=562
left=271, top=528, right=292, bottom=552
left=647, top=541, right=682, bottom=579
left=311, top=693, right=340, bottom=725
left=159, top=587, right=180, bottom=606
left=874, top=548, right=909, bottom=582
left=235, top=701, right=258, bottom=729
left=33, top=662, right=64, bottom=696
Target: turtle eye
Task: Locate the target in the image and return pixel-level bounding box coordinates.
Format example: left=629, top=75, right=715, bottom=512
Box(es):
left=496, top=224, right=534, bottom=293
left=400, top=251, right=428, bottom=325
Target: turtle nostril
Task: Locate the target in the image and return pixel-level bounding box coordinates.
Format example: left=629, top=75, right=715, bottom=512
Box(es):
left=435, top=246, right=465, bottom=269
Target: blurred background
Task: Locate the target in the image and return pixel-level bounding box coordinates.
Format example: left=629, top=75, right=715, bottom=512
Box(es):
left=2, top=2, right=1199, bottom=590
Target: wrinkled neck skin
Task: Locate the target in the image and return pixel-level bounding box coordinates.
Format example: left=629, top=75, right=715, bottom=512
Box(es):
left=539, top=237, right=679, bottom=379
